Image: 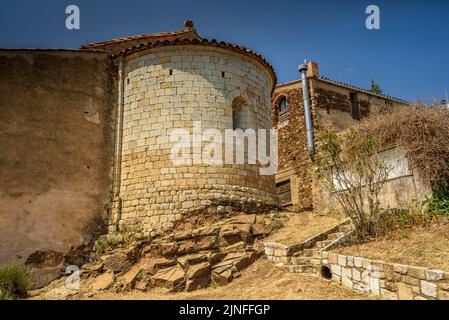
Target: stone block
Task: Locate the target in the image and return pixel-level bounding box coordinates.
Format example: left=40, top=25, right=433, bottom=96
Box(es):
left=353, top=257, right=363, bottom=268
left=426, top=269, right=444, bottom=281
left=342, top=276, right=353, bottom=290
left=397, top=283, right=414, bottom=300
left=421, top=280, right=437, bottom=298
left=152, top=265, right=186, bottom=292
left=347, top=256, right=354, bottom=267
left=337, top=255, right=347, bottom=267
left=186, top=262, right=211, bottom=280
left=393, top=263, right=408, bottom=275
left=353, top=281, right=370, bottom=294
left=404, top=275, right=420, bottom=286
left=328, top=252, right=338, bottom=264
left=408, top=266, right=427, bottom=280
left=342, top=267, right=352, bottom=280
left=381, top=288, right=398, bottom=300
left=331, top=264, right=342, bottom=276
left=353, top=269, right=361, bottom=282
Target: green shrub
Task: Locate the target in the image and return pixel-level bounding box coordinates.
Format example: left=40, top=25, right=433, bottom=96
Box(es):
left=427, top=190, right=449, bottom=217
left=0, top=263, right=32, bottom=300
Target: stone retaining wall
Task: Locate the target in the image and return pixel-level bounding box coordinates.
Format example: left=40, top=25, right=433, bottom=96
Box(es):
left=321, top=252, right=449, bottom=300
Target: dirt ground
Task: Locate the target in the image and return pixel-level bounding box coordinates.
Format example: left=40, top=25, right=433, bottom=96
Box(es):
left=336, top=223, right=449, bottom=271
left=84, top=259, right=369, bottom=300
left=266, top=211, right=343, bottom=246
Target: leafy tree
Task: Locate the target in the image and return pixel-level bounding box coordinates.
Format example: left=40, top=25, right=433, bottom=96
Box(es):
left=370, top=80, right=382, bottom=95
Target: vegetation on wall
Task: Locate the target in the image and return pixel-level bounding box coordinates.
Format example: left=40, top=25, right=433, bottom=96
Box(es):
left=314, top=104, right=449, bottom=240
left=369, top=80, right=382, bottom=95
left=353, top=104, right=449, bottom=190
left=426, top=189, right=449, bottom=217
left=314, top=131, right=392, bottom=240
left=0, top=263, right=31, bottom=300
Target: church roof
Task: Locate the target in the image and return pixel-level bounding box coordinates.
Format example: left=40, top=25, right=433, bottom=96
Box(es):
left=80, top=20, right=201, bottom=53
left=81, top=20, right=277, bottom=90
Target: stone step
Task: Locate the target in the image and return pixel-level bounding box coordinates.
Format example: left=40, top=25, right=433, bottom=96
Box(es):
left=327, top=232, right=345, bottom=240
left=281, top=264, right=315, bottom=274
left=303, top=248, right=321, bottom=258
left=315, top=240, right=333, bottom=249
left=303, top=248, right=314, bottom=257
left=290, top=256, right=312, bottom=265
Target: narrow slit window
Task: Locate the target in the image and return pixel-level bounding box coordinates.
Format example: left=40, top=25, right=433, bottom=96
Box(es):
left=278, top=97, right=288, bottom=122
left=350, top=92, right=361, bottom=120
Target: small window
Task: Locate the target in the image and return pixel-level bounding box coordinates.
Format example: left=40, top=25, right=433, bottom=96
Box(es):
left=278, top=97, right=288, bottom=122
left=276, top=180, right=292, bottom=205
left=279, top=97, right=288, bottom=113
left=350, top=93, right=361, bottom=120
left=232, top=96, right=246, bottom=130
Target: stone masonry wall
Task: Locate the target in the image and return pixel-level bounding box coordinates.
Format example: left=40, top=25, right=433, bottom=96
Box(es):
left=272, top=88, right=313, bottom=211
left=322, top=252, right=449, bottom=300
left=114, top=45, right=277, bottom=237
left=273, top=76, right=422, bottom=212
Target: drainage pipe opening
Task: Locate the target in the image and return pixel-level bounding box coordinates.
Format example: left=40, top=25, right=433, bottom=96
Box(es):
left=320, top=265, right=333, bottom=280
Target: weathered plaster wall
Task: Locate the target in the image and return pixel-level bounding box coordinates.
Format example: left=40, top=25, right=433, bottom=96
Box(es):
left=315, top=147, right=432, bottom=214
left=0, top=50, right=116, bottom=263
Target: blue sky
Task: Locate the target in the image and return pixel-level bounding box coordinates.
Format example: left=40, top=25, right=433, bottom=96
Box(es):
left=0, top=0, right=448, bottom=101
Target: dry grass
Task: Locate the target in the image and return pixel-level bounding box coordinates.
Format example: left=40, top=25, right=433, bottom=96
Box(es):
left=353, top=105, right=449, bottom=190
left=266, top=212, right=343, bottom=246
left=336, top=224, right=449, bottom=271
left=84, top=260, right=369, bottom=300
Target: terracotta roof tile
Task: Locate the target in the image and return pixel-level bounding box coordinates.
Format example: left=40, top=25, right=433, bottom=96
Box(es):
left=80, top=25, right=201, bottom=54
left=318, top=76, right=409, bottom=104
left=276, top=77, right=408, bottom=104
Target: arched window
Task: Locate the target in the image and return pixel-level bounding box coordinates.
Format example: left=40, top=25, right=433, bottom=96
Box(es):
left=278, top=96, right=288, bottom=122
left=279, top=97, right=288, bottom=113
left=232, top=96, right=246, bottom=130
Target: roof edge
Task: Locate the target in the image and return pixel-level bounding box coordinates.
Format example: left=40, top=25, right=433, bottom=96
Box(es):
left=0, top=48, right=107, bottom=53
left=112, top=38, right=278, bottom=93
left=80, top=27, right=201, bottom=50
left=275, top=77, right=409, bottom=104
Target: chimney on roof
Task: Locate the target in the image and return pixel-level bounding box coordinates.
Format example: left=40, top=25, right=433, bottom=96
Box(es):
left=306, top=61, right=319, bottom=78
left=184, top=19, right=195, bottom=30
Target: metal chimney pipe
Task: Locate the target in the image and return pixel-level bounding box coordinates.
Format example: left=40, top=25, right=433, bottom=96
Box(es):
left=299, top=62, right=315, bottom=156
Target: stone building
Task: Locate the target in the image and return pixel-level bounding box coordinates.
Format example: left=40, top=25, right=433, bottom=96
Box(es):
left=0, top=20, right=429, bottom=274
left=0, top=21, right=277, bottom=266
left=272, top=61, right=430, bottom=212
left=94, top=21, right=278, bottom=237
